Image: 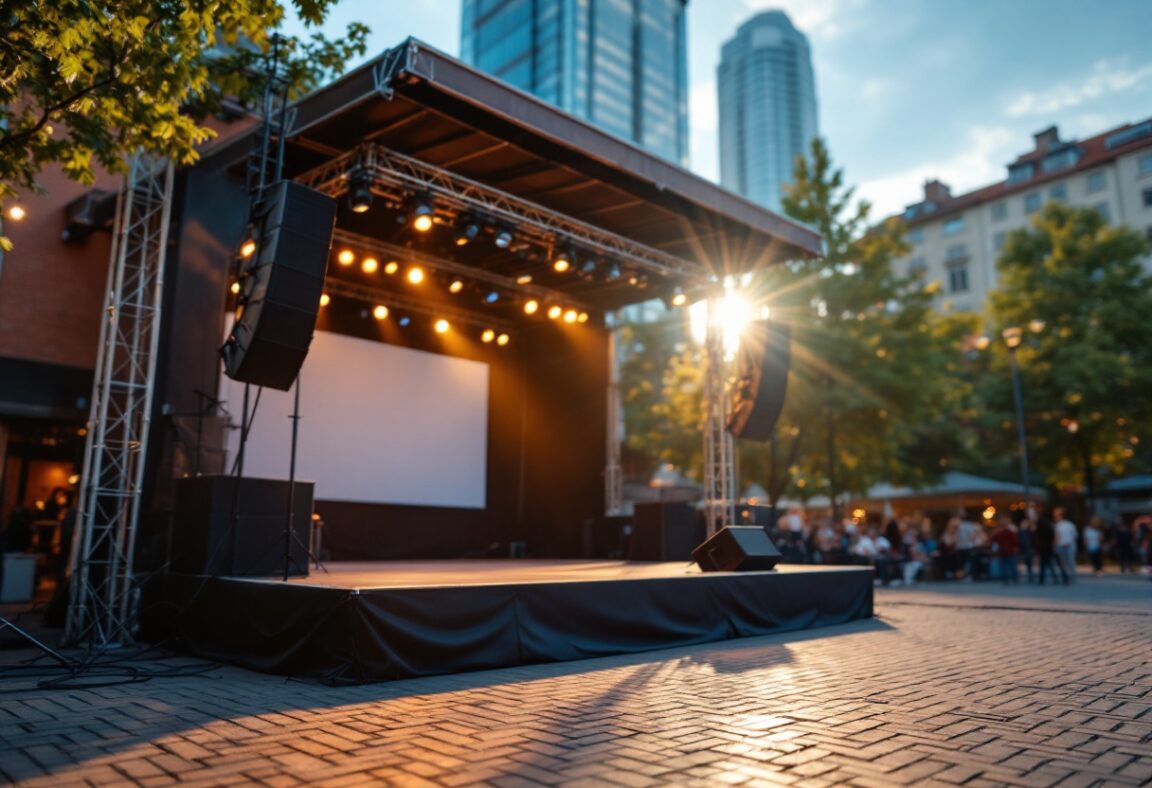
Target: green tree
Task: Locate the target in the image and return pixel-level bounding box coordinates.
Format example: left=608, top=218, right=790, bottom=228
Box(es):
left=983, top=202, right=1152, bottom=503
left=1, top=0, right=368, bottom=248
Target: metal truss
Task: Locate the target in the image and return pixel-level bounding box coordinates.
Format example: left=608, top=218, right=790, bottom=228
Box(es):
left=323, top=278, right=518, bottom=334
left=66, top=155, right=174, bottom=648
left=298, top=144, right=712, bottom=284
left=604, top=317, right=624, bottom=516
left=703, top=299, right=735, bottom=537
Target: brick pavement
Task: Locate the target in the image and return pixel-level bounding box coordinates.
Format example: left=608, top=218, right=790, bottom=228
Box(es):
left=1, top=573, right=1150, bottom=786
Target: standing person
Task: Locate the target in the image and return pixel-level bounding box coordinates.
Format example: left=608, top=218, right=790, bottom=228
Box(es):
left=1017, top=513, right=1036, bottom=583
left=955, top=515, right=978, bottom=581
left=1053, top=507, right=1078, bottom=585
left=992, top=515, right=1019, bottom=585
left=1113, top=519, right=1136, bottom=573
left=1083, top=517, right=1104, bottom=576
left=1034, top=512, right=1065, bottom=585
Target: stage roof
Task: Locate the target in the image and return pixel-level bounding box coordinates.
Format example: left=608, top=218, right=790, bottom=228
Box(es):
left=201, top=38, right=822, bottom=310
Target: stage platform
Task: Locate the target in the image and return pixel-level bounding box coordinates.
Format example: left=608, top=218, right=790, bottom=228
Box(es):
left=142, top=560, right=873, bottom=683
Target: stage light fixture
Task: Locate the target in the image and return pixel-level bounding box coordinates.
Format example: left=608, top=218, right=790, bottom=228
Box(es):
left=230, top=281, right=241, bottom=295
left=497, top=333, right=510, bottom=346
left=337, top=248, right=355, bottom=266
left=564, top=309, right=578, bottom=323
left=7, top=205, right=27, bottom=221
left=494, top=227, right=514, bottom=249
left=240, top=239, right=257, bottom=258
left=453, top=216, right=481, bottom=246
left=409, top=195, right=435, bottom=232
left=581, top=258, right=598, bottom=276
left=552, top=251, right=571, bottom=273
left=361, top=256, right=379, bottom=274
left=399, top=315, right=411, bottom=327
left=407, top=266, right=425, bottom=285
left=548, top=305, right=562, bottom=320
left=320, top=293, right=331, bottom=307
left=524, top=299, right=539, bottom=315
left=484, top=291, right=500, bottom=304
left=434, top=318, right=450, bottom=334
left=449, top=279, right=465, bottom=294
left=481, top=329, right=496, bottom=343
left=606, top=263, right=622, bottom=281
left=373, top=305, right=389, bottom=320
left=384, top=261, right=399, bottom=275
left=577, top=312, right=589, bottom=323
left=348, top=168, right=374, bottom=214
left=516, top=274, right=533, bottom=285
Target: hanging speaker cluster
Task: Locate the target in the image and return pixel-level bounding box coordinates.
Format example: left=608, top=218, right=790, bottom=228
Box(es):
left=727, top=319, right=791, bottom=442
left=221, top=181, right=337, bottom=391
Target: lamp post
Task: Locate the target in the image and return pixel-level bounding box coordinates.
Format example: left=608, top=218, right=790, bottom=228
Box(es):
left=1000, top=319, right=1044, bottom=506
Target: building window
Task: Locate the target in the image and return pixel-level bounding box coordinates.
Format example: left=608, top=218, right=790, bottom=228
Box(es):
left=1041, top=147, right=1080, bottom=173
left=1094, top=203, right=1111, bottom=222
left=942, top=216, right=965, bottom=236
left=993, top=231, right=1007, bottom=251
left=945, top=243, right=968, bottom=261
left=1140, top=153, right=1152, bottom=175
left=947, top=265, right=969, bottom=293
left=991, top=202, right=1007, bottom=222
left=1086, top=170, right=1106, bottom=193
left=1144, top=187, right=1152, bottom=208
left=1024, top=192, right=1042, bottom=214
left=1146, top=226, right=1152, bottom=243
left=1007, top=163, right=1034, bottom=184
left=1049, top=183, right=1067, bottom=201
left=907, top=227, right=924, bottom=245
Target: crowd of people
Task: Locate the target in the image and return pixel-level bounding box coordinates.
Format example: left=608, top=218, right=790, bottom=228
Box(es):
left=771, top=506, right=1152, bottom=585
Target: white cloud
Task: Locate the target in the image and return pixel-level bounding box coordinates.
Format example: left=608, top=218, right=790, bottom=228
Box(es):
left=1005, top=59, right=1152, bottom=118
left=743, top=0, right=867, bottom=39
left=855, top=125, right=1018, bottom=220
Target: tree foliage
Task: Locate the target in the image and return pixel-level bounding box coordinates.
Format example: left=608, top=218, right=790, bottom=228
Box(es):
left=1, top=0, right=368, bottom=247
left=982, top=202, right=1152, bottom=498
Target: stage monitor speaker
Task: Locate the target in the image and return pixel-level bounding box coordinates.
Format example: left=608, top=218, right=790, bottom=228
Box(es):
left=221, top=181, right=336, bottom=391
left=727, top=319, right=791, bottom=442
left=629, top=501, right=702, bottom=561
left=171, top=475, right=313, bottom=576
left=693, top=526, right=781, bottom=572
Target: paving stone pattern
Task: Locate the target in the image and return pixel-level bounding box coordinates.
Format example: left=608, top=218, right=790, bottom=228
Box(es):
left=2, top=577, right=1151, bottom=786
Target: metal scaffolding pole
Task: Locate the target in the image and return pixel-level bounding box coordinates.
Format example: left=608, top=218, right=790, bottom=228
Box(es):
left=703, top=298, right=735, bottom=537
left=66, top=155, right=174, bottom=648
left=605, top=314, right=624, bottom=516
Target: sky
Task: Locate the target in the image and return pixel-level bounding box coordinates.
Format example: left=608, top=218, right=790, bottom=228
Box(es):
left=288, top=0, right=1152, bottom=219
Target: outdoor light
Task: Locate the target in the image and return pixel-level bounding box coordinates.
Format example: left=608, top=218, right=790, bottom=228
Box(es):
left=398, top=315, right=411, bottom=327
left=449, top=279, right=465, bottom=294
left=552, top=251, right=571, bottom=273
left=240, top=239, right=257, bottom=258
left=563, top=309, right=578, bottom=323
left=373, top=305, right=389, bottom=320
left=230, top=281, right=241, bottom=294
left=484, top=290, right=500, bottom=304
left=411, top=198, right=435, bottom=232
left=671, top=287, right=687, bottom=307
left=496, top=333, right=510, bottom=346
left=407, top=266, right=425, bottom=285
left=494, top=227, right=514, bottom=249
left=547, top=305, right=562, bottom=320
left=434, top=318, right=450, bottom=334
left=577, top=312, right=589, bottom=323
left=1002, top=326, right=1023, bottom=348
left=453, top=216, right=481, bottom=246
left=524, top=299, right=539, bottom=315
left=7, top=205, right=26, bottom=221
left=361, top=256, right=379, bottom=274
left=384, top=261, right=399, bottom=275
left=974, top=335, right=991, bottom=350
left=348, top=169, right=374, bottom=214
left=319, top=293, right=330, bottom=307
left=337, top=248, right=355, bottom=267
left=1028, top=319, right=1046, bottom=334
left=606, top=263, right=622, bottom=281
left=481, top=329, right=496, bottom=343
left=516, top=274, right=533, bottom=285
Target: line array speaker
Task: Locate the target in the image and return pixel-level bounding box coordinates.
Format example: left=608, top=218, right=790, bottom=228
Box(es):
left=221, top=181, right=336, bottom=391
left=727, top=319, right=791, bottom=442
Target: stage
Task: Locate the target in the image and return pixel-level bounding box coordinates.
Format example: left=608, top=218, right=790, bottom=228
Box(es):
left=143, top=560, right=873, bottom=683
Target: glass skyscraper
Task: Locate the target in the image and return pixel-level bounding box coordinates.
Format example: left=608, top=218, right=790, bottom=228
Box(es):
left=718, top=11, right=818, bottom=212
left=461, top=0, right=688, bottom=166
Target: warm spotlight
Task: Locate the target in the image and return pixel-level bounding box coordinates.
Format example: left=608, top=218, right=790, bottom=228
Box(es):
left=494, top=228, right=514, bottom=249
left=320, top=293, right=330, bottom=307
left=577, top=312, right=589, bottom=323
left=361, top=256, right=379, bottom=274
left=407, top=266, right=425, bottom=284
left=7, top=205, right=27, bottom=221
left=552, top=252, right=571, bottom=273
left=373, top=305, right=389, bottom=320
left=563, top=309, right=578, bottom=323
left=481, top=329, right=496, bottom=343
left=337, top=248, right=355, bottom=266
left=240, top=239, right=256, bottom=258
left=348, top=169, right=374, bottom=214
left=671, top=288, right=688, bottom=307
left=434, top=319, right=450, bottom=334
left=384, top=261, right=399, bottom=275
left=516, top=274, right=533, bottom=285
left=410, top=196, right=435, bottom=232
left=496, top=333, right=510, bottom=346
left=230, top=281, right=240, bottom=295
left=449, top=279, right=465, bottom=294
left=524, top=299, right=539, bottom=315
left=547, top=305, right=562, bottom=320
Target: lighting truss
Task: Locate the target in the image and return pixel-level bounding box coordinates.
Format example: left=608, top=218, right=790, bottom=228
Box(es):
left=66, top=155, right=174, bottom=647
left=331, top=229, right=589, bottom=311
left=323, top=279, right=518, bottom=334
left=298, top=144, right=712, bottom=285
left=703, top=298, right=736, bottom=537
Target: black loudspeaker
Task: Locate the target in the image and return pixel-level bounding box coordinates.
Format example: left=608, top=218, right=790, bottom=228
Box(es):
left=171, top=475, right=313, bottom=576
left=693, top=526, right=781, bottom=572
left=629, top=501, right=702, bottom=561
left=221, top=181, right=337, bottom=391
left=727, top=319, right=791, bottom=441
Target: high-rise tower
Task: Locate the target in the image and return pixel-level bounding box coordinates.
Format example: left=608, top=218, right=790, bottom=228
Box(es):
left=718, top=10, right=818, bottom=212
left=462, top=0, right=689, bottom=166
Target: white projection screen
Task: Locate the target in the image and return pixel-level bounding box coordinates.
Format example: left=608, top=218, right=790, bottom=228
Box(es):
left=220, top=329, right=489, bottom=508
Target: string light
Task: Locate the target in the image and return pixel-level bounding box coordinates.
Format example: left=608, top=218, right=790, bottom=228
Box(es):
left=449, top=279, right=464, bottom=294
left=240, top=239, right=256, bottom=258
left=230, top=281, right=240, bottom=294
left=577, top=312, right=589, bottom=323
left=563, top=309, right=578, bottom=323
left=548, top=305, right=562, bottom=320
left=516, top=274, right=533, bottom=285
